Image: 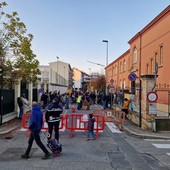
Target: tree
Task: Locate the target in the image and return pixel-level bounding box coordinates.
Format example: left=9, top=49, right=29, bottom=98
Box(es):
left=0, top=1, right=40, bottom=87
left=95, top=74, right=106, bottom=93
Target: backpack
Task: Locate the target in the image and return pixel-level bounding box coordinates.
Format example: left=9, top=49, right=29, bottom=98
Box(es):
left=47, top=139, right=62, bottom=153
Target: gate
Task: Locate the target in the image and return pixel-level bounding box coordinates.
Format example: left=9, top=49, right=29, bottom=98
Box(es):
left=33, top=88, right=38, bottom=102
left=0, top=89, right=15, bottom=115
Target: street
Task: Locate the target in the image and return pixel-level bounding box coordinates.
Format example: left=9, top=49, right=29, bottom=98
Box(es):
left=0, top=104, right=170, bottom=170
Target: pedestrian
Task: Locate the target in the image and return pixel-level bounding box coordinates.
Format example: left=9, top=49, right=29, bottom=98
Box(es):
left=21, top=94, right=31, bottom=113
left=21, top=101, right=51, bottom=159
left=40, top=92, right=48, bottom=109
left=17, top=96, right=24, bottom=119
left=45, top=98, right=63, bottom=141
left=86, top=113, right=96, bottom=141
left=121, top=98, right=130, bottom=119
left=77, top=93, right=82, bottom=110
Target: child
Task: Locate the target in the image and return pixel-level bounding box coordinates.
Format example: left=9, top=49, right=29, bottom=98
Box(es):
left=121, top=98, right=130, bottom=119
left=86, top=113, right=96, bottom=141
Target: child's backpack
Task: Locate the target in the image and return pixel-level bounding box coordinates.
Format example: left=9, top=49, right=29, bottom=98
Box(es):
left=47, top=139, right=62, bottom=156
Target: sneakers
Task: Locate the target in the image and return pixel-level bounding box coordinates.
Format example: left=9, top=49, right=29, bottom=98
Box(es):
left=42, top=152, right=51, bottom=160
left=21, top=154, right=29, bottom=159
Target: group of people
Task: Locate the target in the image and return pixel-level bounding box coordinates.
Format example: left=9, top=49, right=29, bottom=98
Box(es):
left=21, top=95, right=63, bottom=160
left=20, top=90, right=96, bottom=160
left=20, top=89, right=130, bottom=160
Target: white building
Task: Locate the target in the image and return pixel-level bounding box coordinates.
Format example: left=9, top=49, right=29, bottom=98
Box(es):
left=38, top=61, right=73, bottom=95
left=48, top=61, right=73, bottom=94
left=73, top=67, right=91, bottom=91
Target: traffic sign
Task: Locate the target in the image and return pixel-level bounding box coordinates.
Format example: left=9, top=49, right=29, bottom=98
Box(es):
left=147, top=92, right=158, bottom=102
left=128, top=73, right=137, bottom=81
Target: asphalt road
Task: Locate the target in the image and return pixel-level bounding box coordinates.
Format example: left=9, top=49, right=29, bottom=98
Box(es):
left=0, top=104, right=169, bottom=170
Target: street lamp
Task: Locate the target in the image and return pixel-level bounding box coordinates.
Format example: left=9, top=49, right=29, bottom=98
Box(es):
left=102, top=40, right=108, bottom=95
left=0, top=58, right=3, bottom=125
left=56, top=56, right=59, bottom=84
left=89, top=68, right=91, bottom=92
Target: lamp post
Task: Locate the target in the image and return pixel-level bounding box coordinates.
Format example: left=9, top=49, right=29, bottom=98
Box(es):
left=56, top=56, right=59, bottom=84
left=64, top=66, right=65, bottom=86
left=89, top=68, right=91, bottom=92
left=102, top=40, right=108, bottom=95
left=0, top=59, right=3, bottom=125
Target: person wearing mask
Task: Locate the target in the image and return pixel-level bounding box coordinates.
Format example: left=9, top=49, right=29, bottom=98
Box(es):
left=45, top=98, right=63, bottom=141
left=21, top=102, right=51, bottom=160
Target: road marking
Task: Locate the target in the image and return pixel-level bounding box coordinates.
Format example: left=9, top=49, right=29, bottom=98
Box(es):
left=152, top=144, right=170, bottom=148
left=144, top=139, right=170, bottom=142
left=105, top=122, right=122, bottom=133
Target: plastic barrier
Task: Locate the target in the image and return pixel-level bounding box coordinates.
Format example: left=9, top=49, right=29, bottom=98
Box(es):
left=65, top=113, right=105, bottom=138
left=22, top=113, right=65, bottom=130
left=93, top=110, right=125, bottom=128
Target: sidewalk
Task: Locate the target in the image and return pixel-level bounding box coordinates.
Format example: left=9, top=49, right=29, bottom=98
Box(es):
left=123, top=119, right=170, bottom=139
left=1, top=115, right=170, bottom=140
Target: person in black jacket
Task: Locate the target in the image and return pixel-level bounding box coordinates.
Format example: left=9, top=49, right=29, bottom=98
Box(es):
left=45, top=98, right=63, bottom=141
left=17, top=97, right=24, bottom=119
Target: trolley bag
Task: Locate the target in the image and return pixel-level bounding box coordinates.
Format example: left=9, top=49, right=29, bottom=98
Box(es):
left=41, top=132, right=62, bottom=157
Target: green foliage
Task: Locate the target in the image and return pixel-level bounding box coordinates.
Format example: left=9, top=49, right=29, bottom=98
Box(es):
left=0, top=1, right=40, bottom=86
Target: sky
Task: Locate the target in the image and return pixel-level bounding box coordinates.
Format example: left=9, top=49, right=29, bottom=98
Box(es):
left=2, top=0, right=170, bottom=74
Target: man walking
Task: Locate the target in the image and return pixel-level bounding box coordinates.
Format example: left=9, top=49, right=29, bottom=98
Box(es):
left=21, top=102, right=51, bottom=159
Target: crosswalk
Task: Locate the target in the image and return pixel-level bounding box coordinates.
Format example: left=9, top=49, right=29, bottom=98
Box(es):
left=144, top=139, right=170, bottom=156
left=105, top=122, right=122, bottom=133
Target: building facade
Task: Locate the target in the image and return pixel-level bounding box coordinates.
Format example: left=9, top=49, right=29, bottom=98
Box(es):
left=106, top=5, right=170, bottom=129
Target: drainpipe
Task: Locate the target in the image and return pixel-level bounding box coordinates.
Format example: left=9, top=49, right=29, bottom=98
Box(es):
left=139, top=32, right=142, bottom=128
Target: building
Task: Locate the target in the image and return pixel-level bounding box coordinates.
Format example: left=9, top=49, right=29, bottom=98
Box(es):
left=38, top=61, right=73, bottom=95
left=106, top=5, right=170, bottom=130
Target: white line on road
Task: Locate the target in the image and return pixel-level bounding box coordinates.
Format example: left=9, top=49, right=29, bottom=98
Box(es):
left=152, top=144, right=170, bottom=148
left=105, top=122, right=122, bottom=133
left=144, top=139, right=170, bottom=142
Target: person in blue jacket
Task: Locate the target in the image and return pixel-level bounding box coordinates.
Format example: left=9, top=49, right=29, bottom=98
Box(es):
left=45, top=98, right=63, bottom=141
left=21, top=101, right=51, bottom=160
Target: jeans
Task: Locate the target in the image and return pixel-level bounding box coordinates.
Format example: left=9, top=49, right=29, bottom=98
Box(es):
left=102, top=100, right=106, bottom=110
left=47, top=121, right=60, bottom=141
left=19, top=106, right=24, bottom=118
left=87, top=130, right=96, bottom=139
left=25, top=130, right=49, bottom=156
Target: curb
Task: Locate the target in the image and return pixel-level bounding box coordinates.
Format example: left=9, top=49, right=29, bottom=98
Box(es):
left=123, top=126, right=170, bottom=140
left=0, top=125, right=20, bottom=136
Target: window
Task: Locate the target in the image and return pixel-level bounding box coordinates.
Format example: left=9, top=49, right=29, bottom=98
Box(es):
left=123, top=79, right=126, bottom=89
left=133, top=48, right=137, bottom=63
left=151, top=58, right=154, bottom=74
left=115, top=65, right=117, bottom=74
left=155, top=53, right=159, bottom=63
left=120, top=80, right=122, bottom=89
left=160, top=46, right=163, bottom=65
left=123, top=60, right=126, bottom=72
left=120, top=62, right=122, bottom=73
left=146, top=64, right=149, bottom=74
